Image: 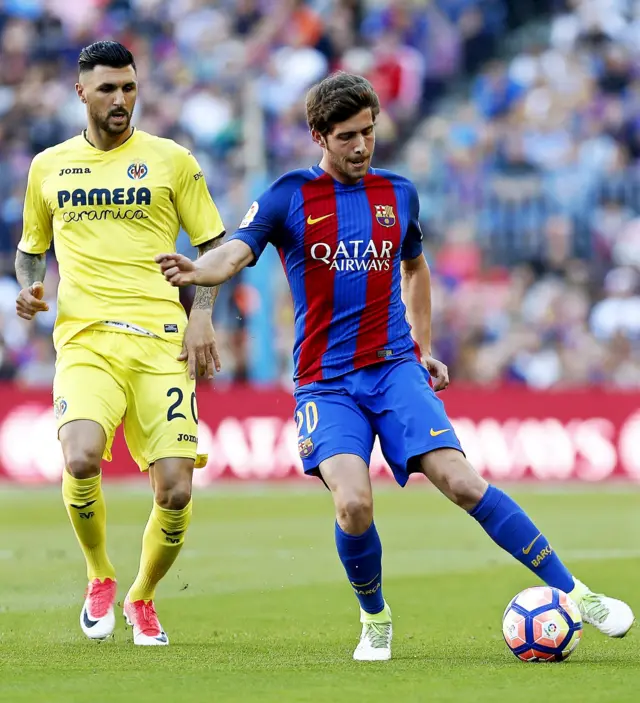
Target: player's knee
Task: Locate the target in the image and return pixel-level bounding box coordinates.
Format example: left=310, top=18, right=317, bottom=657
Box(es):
left=154, top=482, right=192, bottom=511
left=65, top=447, right=102, bottom=479
left=336, top=492, right=373, bottom=534
left=444, top=471, right=487, bottom=511
left=422, top=450, right=487, bottom=511
left=438, top=468, right=487, bottom=511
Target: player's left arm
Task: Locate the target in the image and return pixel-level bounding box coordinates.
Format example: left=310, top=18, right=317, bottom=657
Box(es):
left=192, top=236, right=224, bottom=312
left=401, top=254, right=432, bottom=355
left=172, top=146, right=226, bottom=380
left=179, top=235, right=226, bottom=380
left=400, top=183, right=449, bottom=391
left=401, top=254, right=448, bottom=391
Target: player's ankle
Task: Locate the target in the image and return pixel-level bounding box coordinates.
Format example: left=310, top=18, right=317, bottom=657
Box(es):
left=360, top=602, right=391, bottom=623
left=568, top=578, right=588, bottom=600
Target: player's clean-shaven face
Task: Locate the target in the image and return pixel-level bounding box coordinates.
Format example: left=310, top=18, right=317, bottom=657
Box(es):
left=76, top=64, right=137, bottom=136
left=317, top=108, right=375, bottom=184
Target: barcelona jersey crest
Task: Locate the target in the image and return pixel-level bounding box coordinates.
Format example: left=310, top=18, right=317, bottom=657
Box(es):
left=298, top=437, right=314, bottom=458
left=375, top=205, right=396, bottom=227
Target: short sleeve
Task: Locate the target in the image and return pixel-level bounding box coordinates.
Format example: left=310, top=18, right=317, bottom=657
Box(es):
left=400, top=182, right=424, bottom=261
left=18, top=155, right=53, bottom=255
left=230, top=186, right=288, bottom=266
left=173, top=147, right=225, bottom=247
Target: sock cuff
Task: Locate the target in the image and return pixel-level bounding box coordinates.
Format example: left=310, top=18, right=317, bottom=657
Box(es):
left=468, top=484, right=503, bottom=521
left=335, top=520, right=379, bottom=552
left=62, top=469, right=102, bottom=498
left=335, top=520, right=376, bottom=539
left=152, top=499, right=193, bottom=529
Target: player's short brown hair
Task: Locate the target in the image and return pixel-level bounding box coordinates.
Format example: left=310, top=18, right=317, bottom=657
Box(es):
left=306, top=72, right=380, bottom=136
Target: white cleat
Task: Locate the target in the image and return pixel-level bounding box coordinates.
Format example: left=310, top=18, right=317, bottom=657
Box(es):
left=353, top=602, right=392, bottom=661
left=571, top=579, right=635, bottom=638
left=123, top=595, right=169, bottom=646
left=80, top=578, right=117, bottom=641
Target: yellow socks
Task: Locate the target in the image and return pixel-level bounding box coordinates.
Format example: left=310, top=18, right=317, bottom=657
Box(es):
left=62, top=470, right=116, bottom=582
left=63, top=471, right=192, bottom=600
left=127, top=500, right=193, bottom=602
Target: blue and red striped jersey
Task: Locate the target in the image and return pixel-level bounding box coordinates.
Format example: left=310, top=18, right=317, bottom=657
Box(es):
left=230, top=165, right=424, bottom=386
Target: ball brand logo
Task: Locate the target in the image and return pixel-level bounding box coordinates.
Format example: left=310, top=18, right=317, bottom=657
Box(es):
left=310, top=239, right=393, bottom=272
left=127, top=161, right=148, bottom=180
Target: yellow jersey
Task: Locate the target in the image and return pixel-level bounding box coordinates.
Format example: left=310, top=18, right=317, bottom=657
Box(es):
left=18, top=129, right=225, bottom=351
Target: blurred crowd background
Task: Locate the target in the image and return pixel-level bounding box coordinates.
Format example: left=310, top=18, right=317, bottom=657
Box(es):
left=2, top=0, right=640, bottom=390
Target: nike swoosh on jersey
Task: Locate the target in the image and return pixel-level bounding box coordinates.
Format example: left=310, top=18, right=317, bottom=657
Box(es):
left=82, top=607, right=100, bottom=628
left=430, top=428, right=451, bottom=437
left=522, top=533, right=543, bottom=555
left=307, top=213, right=334, bottom=225
left=161, top=529, right=184, bottom=537
left=70, top=500, right=97, bottom=510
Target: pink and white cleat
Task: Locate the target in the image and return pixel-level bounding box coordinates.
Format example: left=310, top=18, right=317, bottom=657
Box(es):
left=80, top=578, right=117, bottom=640
left=123, top=596, right=169, bottom=646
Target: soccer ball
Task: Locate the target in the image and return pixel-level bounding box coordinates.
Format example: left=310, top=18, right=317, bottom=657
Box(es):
left=502, top=586, right=583, bottom=662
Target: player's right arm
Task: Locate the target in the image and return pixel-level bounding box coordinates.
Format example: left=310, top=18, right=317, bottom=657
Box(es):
left=157, top=179, right=289, bottom=287
left=15, top=155, right=52, bottom=320
left=156, top=239, right=255, bottom=288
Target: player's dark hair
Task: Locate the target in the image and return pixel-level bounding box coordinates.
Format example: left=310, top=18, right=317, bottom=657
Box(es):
left=306, top=72, right=380, bottom=136
left=78, top=41, right=136, bottom=74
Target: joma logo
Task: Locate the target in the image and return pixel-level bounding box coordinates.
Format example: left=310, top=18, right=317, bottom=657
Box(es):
left=59, top=168, right=91, bottom=176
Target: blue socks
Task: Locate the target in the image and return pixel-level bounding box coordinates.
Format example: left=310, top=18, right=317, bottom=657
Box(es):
left=335, top=521, right=384, bottom=614
left=470, top=485, right=575, bottom=593
left=335, top=485, right=574, bottom=615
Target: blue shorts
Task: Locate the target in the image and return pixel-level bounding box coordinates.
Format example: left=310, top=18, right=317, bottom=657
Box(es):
left=294, top=357, right=463, bottom=486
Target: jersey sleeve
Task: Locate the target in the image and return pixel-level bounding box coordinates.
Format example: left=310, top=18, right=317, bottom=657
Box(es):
left=18, top=155, right=53, bottom=255
left=400, top=182, right=424, bottom=261
left=173, top=147, right=225, bottom=247
left=229, top=185, right=289, bottom=266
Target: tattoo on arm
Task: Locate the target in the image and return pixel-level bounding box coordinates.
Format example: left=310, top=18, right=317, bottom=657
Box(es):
left=15, top=251, right=46, bottom=289
left=192, top=236, right=224, bottom=312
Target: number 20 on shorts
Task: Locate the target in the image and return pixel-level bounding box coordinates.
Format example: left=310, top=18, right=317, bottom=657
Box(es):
left=167, top=387, right=198, bottom=423
left=296, top=401, right=319, bottom=435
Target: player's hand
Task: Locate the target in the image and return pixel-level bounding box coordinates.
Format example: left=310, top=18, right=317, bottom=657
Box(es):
left=155, top=253, right=197, bottom=287
left=422, top=354, right=449, bottom=392
left=15, top=281, right=49, bottom=320
left=181, top=310, right=222, bottom=380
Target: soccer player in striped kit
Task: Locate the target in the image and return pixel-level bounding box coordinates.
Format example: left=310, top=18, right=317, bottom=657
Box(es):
left=156, top=72, right=633, bottom=660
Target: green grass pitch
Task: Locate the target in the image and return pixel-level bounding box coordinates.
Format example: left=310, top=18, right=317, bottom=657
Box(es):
left=1, top=483, right=639, bottom=702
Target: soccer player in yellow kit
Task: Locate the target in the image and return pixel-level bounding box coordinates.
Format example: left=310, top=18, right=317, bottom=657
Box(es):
left=14, top=41, right=225, bottom=645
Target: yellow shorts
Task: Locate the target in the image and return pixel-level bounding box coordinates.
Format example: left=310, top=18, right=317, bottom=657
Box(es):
left=53, top=328, right=204, bottom=471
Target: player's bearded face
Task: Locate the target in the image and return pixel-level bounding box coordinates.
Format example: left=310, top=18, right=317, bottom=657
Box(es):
left=323, top=109, right=375, bottom=184
left=78, top=65, right=137, bottom=135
